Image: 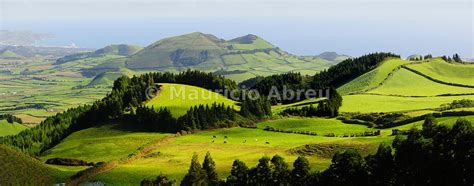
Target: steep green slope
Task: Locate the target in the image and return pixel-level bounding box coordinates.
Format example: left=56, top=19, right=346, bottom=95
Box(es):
left=121, top=32, right=341, bottom=81
left=41, top=123, right=170, bottom=163
left=368, top=68, right=474, bottom=96
left=146, top=83, right=238, bottom=117
left=405, top=58, right=474, bottom=86
left=0, top=145, right=54, bottom=185
left=339, top=57, right=474, bottom=113
left=0, top=120, right=27, bottom=137
left=126, top=32, right=226, bottom=69
left=337, top=58, right=413, bottom=95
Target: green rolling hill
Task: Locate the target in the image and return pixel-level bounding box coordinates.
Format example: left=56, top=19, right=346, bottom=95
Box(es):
left=146, top=83, right=238, bottom=117
left=339, top=58, right=474, bottom=113
left=0, top=120, right=27, bottom=137
left=405, top=58, right=474, bottom=86
left=0, top=145, right=62, bottom=185
left=87, top=68, right=136, bottom=87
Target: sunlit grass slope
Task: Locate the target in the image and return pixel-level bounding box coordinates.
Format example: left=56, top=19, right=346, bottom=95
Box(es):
left=340, top=94, right=474, bottom=113
left=406, top=58, right=474, bottom=86
left=337, top=58, right=414, bottom=95
left=0, top=120, right=27, bottom=137
left=41, top=123, right=169, bottom=163
left=368, top=68, right=474, bottom=96
left=257, top=117, right=375, bottom=135
left=0, top=145, right=68, bottom=185
left=146, top=83, right=238, bottom=117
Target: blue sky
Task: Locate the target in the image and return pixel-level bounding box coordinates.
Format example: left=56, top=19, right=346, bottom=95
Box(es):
left=1, top=0, right=472, bottom=58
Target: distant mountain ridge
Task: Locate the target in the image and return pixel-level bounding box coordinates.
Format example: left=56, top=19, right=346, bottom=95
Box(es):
left=55, top=44, right=142, bottom=65
left=55, top=32, right=350, bottom=82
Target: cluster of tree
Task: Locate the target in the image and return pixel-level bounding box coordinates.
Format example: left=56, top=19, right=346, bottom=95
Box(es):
left=240, top=96, right=272, bottom=118
left=280, top=87, right=342, bottom=118
left=172, top=116, right=473, bottom=185
left=424, top=54, right=433, bottom=59
left=311, top=52, right=400, bottom=88
left=0, top=114, right=22, bottom=124
left=237, top=76, right=264, bottom=88
left=141, top=174, right=176, bottom=186
left=440, top=99, right=474, bottom=110
left=249, top=72, right=310, bottom=104
left=180, top=152, right=220, bottom=186
left=442, top=53, right=463, bottom=63
left=177, top=103, right=238, bottom=131
left=133, top=106, right=177, bottom=132
left=132, top=103, right=240, bottom=133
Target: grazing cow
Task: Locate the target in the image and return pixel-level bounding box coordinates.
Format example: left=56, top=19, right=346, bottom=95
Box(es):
left=224, top=141, right=227, bottom=144
left=213, top=135, right=216, bottom=138
left=212, top=140, right=215, bottom=143
left=255, top=138, right=258, bottom=142
left=265, top=142, right=270, bottom=144
left=224, top=136, right=228, bottom=139
left=243, top=140, right=247, bottom=143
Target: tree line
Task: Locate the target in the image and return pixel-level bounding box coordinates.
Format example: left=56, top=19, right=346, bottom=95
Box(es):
left=280, top=87, right=342, bottom=117
left=132, top=103, right=243, bottom=133
left=0, top=114, right=22, bottom=124
left=149, top=117, right=473, bottom=185
left=442, top=53, right=463, bottom=63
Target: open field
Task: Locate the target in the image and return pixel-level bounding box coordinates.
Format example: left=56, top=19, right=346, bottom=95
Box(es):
left=146, top=83, right=238, bottom=117
left=0, top=120, right=27, bottom=137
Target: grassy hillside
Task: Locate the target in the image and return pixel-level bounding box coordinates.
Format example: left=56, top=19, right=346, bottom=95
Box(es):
left=41, top=123, right=170, bottom=163
left=146, top=83, right=238, bottom=117
left=368, top=68, right=474, bottom=96
left=0, top=145, right=61, bottom=185
left=337, top=58, right=413, bottom=95
left=338, top=58, right=474, bottom=113
left=89, top=126, right=382, bottom=184
left=340, top=94, right=474, bottom=113
left=0, top=120, right=27, bottom=137
left=87, top=68, right=135, bottom=87
left=120, top=32, right=341, bottom=81
left=83, top=116, right=473, bottom=184
left=406, top=58, right=474, bottom=86
left=257, top=118, right=375, bottom=135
